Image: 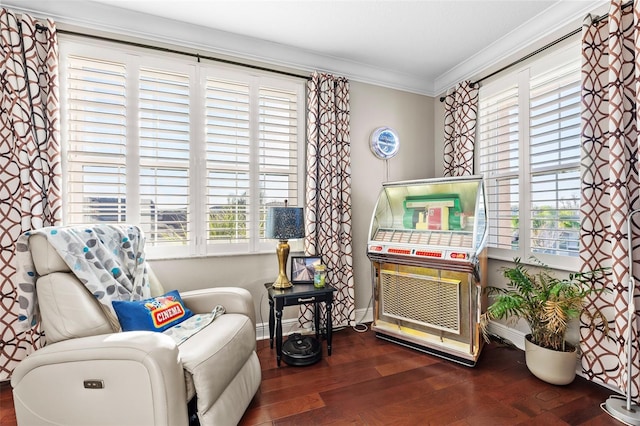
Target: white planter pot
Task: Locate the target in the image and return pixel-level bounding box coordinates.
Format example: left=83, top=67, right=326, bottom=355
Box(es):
left=524, top=334, right=577, bottom=385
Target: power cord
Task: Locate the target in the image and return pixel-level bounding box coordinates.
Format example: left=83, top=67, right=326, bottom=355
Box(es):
left=352, top=289, right=374, bottom=333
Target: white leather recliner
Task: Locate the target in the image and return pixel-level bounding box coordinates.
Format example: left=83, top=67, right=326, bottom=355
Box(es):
left=10, top=232, right=261, bottom=426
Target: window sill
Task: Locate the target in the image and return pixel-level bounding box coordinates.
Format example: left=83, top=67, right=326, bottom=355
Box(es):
left=486, top=252, right=580, bottom=273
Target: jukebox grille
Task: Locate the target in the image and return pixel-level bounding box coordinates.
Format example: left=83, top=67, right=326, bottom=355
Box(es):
left=380, top=270, right=461, bottom=334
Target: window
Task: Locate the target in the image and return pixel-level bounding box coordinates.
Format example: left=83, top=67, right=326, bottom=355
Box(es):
left=60, top=38, right=305, bottom=258
left=477, top=41, right=581, bottom=270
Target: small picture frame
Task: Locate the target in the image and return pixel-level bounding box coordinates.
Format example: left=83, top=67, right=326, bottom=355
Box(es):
left=290, top=256, right=322, bottom=284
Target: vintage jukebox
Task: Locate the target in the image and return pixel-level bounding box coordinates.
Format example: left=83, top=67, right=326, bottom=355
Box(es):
left=367, top=176, right=488, bottom=366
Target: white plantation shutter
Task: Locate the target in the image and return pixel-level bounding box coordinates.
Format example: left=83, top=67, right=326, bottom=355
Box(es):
left=61, top=41, right=304, bottom=258
left=204, top=78, right=251, bottom=247
left=203, top=74, right=302, bottom=253
left=139, top=68, right=191, bottom=247
left=477, top=41, right=581, bottom=268
left=258, top=87, right=300, bottom=236
left=65, top=55, right=128, bottom=225
left=478, top=82, right=519, bottom=251
left=529, top=59, right=581, bottom=257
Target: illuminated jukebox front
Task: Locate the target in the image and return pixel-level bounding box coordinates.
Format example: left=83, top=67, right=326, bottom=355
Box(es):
left=367, top=176, right=488, bottom=366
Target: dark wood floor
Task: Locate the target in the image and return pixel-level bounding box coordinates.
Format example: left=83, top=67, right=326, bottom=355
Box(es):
left=240, top=326, right=620, bottom=425
left=1, top=325, right=622, bottom=425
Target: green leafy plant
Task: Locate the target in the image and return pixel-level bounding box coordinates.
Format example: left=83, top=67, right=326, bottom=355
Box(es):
left=480, top=257, right=608, bottom=352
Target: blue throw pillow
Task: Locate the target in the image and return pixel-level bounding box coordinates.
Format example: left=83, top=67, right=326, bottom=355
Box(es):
left=112, top=290, right=193, bottom=332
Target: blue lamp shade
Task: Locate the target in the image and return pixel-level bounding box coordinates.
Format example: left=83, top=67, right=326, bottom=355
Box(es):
left=266, top=207, right=305, bottom=240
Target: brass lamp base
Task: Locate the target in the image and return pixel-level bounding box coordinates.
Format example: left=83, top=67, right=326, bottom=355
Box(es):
left=272, top=239, right=293, bottom=289
left=272, top=273, right=292, bottom=289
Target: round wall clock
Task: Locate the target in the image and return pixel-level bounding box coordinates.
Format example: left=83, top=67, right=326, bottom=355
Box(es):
left=370, top=127, right=400, bottom=159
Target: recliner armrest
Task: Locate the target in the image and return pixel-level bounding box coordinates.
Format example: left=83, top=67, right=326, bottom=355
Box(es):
left=12, top=331, right=183, bottom=381
left=11, top=331, right=188, bottom=426
left=180, top=287, right=256, bottom=327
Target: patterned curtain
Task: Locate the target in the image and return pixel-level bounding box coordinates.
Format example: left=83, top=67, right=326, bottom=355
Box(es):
left=0, top=9, right=61, bottom=381
left=442, top=81, right=478, bottom=177
left=301, top=72, right=355, bottom=328
left=580, top=0, right=640, bottom=401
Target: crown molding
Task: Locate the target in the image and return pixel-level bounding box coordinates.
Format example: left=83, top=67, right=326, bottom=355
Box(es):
left=5, top=0, right=432, bottom=95
left=434, top=0, right=609, bottom=95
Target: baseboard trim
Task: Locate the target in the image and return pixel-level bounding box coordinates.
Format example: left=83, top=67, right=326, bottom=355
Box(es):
left=486, top=321, right=526, bottom=350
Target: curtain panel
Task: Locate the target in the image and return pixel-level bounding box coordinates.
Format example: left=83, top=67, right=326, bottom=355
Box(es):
left=442, top=81, right=478, bottom=177
left=579, top=0, right=640, bottom=400
left=302, top=72, right=355, bottom=328
left=0, top=8, right=61, bottom=381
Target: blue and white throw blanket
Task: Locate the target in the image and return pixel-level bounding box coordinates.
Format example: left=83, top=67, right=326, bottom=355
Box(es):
left=15, top=224, right=150, bottom=332
left=163, top=304, right=225, bottom=345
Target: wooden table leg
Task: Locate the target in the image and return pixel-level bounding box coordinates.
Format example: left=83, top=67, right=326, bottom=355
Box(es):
left=268, top=297, right=275, bottom=349
left=275, top=308, right=283, bottom=367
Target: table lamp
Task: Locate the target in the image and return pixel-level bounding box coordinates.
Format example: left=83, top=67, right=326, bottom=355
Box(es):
left=266, top=202, right=305, bottom=289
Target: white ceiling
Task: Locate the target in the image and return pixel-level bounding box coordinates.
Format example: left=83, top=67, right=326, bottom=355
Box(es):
left=9, top=0, right=608, bottom=95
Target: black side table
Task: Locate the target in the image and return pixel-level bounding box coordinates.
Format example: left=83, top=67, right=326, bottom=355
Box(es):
left=264, top=282, right=336, bottom=367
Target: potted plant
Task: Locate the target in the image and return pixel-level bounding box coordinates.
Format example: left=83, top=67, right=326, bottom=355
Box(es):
left=480, top=257, right=607, bottom=385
